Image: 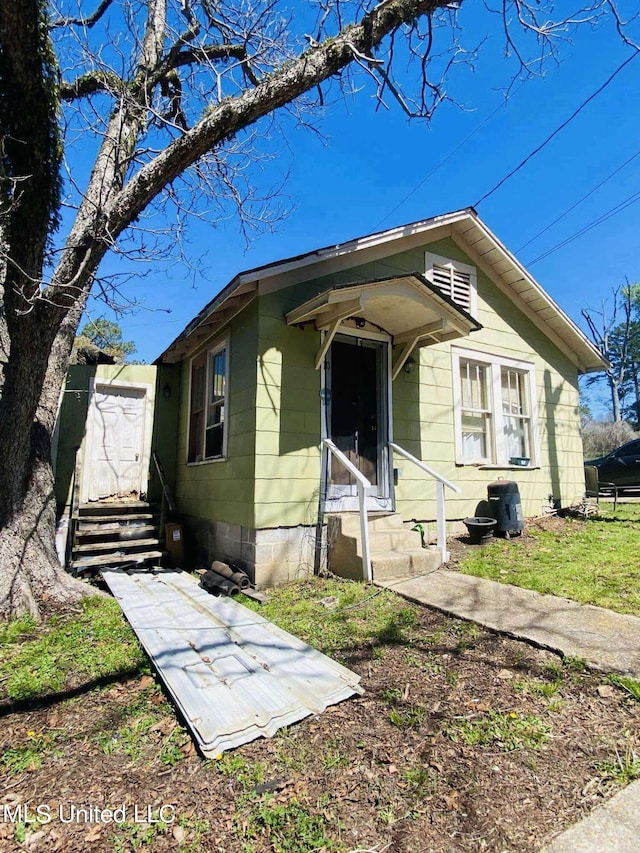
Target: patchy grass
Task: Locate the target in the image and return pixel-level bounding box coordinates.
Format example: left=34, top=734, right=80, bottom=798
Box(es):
left=213, top=752, right=267, bottom=790
left=444, top=710, right=551, bottom=752
left=457, top=502, right=640, bottom=615
left=0, top=596, right=146, bottom=703
left=239, top=795, right=343, bottom=853
left=514, top=677, right=563, bottom=698
left=95, top=689, right=193, bottom=767
left=111, top=815, right=169, bottom=853
left=595, top=746, right=640, bottom=788
left=239, top=577, right=426, bottom=661
left=1, top=730, right=63, bottom=774
left=1, top=577, right=640, bottom=853
left=383, top=687, right=427, bottom=729
left=607, top=674, right=640, bottom=701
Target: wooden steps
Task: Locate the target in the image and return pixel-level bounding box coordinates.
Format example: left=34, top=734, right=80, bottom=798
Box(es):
left=70, top=501, right=166, bottom=575
left=74, top=537, right=162, bottom=554
left=77, top=513, right=156, bottom=524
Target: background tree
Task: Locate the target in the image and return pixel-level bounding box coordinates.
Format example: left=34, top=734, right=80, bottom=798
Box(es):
left=74, top=319, right=137, bottom=363
left=582, top=284, right=636, bottom=422
left=614, top=285, right=640, bottom=427
left=1, top=0, right=638, bottom=618
left=582, top=282, right=640, bottom=425
left=581, top=417, right=638, bottom=459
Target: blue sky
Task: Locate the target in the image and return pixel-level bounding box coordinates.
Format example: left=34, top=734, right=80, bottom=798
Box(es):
left=82, top=4, right=640, bottom=415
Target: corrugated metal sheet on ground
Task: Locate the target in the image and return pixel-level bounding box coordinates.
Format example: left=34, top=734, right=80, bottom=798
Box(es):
left=102, top=568, right=363, bottom=756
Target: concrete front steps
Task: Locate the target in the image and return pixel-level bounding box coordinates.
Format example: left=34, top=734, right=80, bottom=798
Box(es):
left=327, top=512, right=441, bottom=582
left=71, top=501, right=165, bottom=575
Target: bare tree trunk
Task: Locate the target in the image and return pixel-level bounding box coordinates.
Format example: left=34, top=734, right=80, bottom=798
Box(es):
left=1, top=0, right=447, bottom=619
left=611, top=379, right=622, bottom=423
left=0, top=309, right=91, bottom=617
left=0, top=1, right=99, bottom=617
left=631, top=360, right=640, bottom=427
left=0, top=433, right=89, bottom=619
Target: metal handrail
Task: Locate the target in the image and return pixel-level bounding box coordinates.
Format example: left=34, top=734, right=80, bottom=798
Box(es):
left=152, top=450, right=175, bottom=514
left=322, top=438, right=372, bottom=582
left=389, top=442, right=460, bottom=493
left=152, top=450, right=175, bottom=540
left=389, top=441, right=461, bottom=562
left=65, top=445, right=82, bottom=570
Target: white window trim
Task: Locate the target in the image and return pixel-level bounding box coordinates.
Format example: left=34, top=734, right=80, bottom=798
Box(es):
left=451, top=347, right=540, bottom=468
left=425, top=251, right=478, bottom=316
left=187, top=336, right=230, bottom=464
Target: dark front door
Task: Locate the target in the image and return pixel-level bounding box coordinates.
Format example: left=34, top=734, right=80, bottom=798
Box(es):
left=326, top=336, right=391, bottom=510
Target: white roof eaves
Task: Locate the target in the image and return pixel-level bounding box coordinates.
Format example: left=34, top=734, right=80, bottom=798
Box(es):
left=156, top=273, right=246, bottom=363
left=235, top=208, right=475, bottom=285
left=158, top=207, right=606, bottom=373
left=156, top=208, right=474, bottom=362
left=460, top=215, right=606, bottom=373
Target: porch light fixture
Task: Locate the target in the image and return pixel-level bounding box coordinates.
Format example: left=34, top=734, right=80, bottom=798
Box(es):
left=403, top=356, right=416, bottom=375
left=162, top=382, right=172, bottom=398
left=354, top=317, right=366, bottom=329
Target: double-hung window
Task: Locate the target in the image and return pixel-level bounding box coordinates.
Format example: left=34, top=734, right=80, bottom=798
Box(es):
left=501, top=367, right=531, bottom=461
left=453, top=348, right=537, bottom=466
left=188, top=341, right=228, bottom=462
left=459, top=360, right=492, bottom=462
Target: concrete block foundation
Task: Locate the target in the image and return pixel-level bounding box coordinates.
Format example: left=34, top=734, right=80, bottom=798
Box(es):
left=180, top=516, right=325, bottom=588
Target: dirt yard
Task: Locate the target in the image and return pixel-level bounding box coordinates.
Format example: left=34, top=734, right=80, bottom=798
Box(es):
left=1, top=582, right=639, bottom=853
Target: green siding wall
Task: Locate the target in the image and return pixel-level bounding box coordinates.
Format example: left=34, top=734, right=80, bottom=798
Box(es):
left=55, top=365, right=95, bottom=511
left=148, top=363, right=180, bottom=503
left=390, top=236, right=584, bottom=521
left=169, top=232, right=585, bottom=538
left=174, top=299, right=258, bottom=529
left=254, top=291, right=322, bottom=528
left=252, top=235, right=584, bottom=527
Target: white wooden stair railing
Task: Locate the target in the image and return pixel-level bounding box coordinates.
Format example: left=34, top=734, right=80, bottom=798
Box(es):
left=389, top=442, right=461, bottom=562
left=321, top=438, right=373, bottom=582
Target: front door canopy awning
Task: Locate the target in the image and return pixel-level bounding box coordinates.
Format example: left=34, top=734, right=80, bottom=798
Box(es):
left=285, top=273, right=482, bottom=373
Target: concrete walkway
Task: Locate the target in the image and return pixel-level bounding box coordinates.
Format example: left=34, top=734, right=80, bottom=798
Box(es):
left=378, top=570, right=640, bottom=852
left=541, top=779, right=640, bottom=852
left=377, top=570, right=640, bottom=679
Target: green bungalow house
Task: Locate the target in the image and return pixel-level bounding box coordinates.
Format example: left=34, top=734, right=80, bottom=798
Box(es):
left=55, top=208, right=606, bottom=586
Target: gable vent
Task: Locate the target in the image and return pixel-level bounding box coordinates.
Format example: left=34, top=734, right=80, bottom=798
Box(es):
left=426, top=252, right=477, bottom=315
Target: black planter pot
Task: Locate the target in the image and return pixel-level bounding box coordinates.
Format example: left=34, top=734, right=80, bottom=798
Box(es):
left=463, top=516, right=497, bottom=545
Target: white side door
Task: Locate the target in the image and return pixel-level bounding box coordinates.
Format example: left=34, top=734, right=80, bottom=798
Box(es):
left=88, top=387, right=146, bottom=501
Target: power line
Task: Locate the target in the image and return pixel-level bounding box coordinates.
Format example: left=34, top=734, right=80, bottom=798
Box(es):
left=371, top=84, right=525, bottom=232
left=527, top=188, right=640, bottom=267
left=474, top=51, right=639, bottom=208
left=516, top=146, right=640, bottom=254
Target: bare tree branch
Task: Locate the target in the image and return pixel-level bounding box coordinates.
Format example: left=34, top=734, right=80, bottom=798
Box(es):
left=605, top=0, right=640, bottom=51
left=582, top=285, right=633, bottom=422
left=2, top=0, right=640, bottom=617
left=59, top=70, right=126, bottom=101
left=51, top=0, right=115, bottom=30
left=104, top=0, right=451, bottom=246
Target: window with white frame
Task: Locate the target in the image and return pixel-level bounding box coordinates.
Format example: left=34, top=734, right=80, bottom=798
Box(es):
left=459, top=360, right=492, bottom=462
left=425, top=251, right=477, bottom=314
left=188, top=341, right=228, bottom=462
left=501, top=367, right=531, bottom=461
left=452, top=349, right=537, bottom=466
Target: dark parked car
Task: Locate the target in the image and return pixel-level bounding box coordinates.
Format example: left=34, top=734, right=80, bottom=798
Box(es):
left=585, top=439, right=640, bottom=490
